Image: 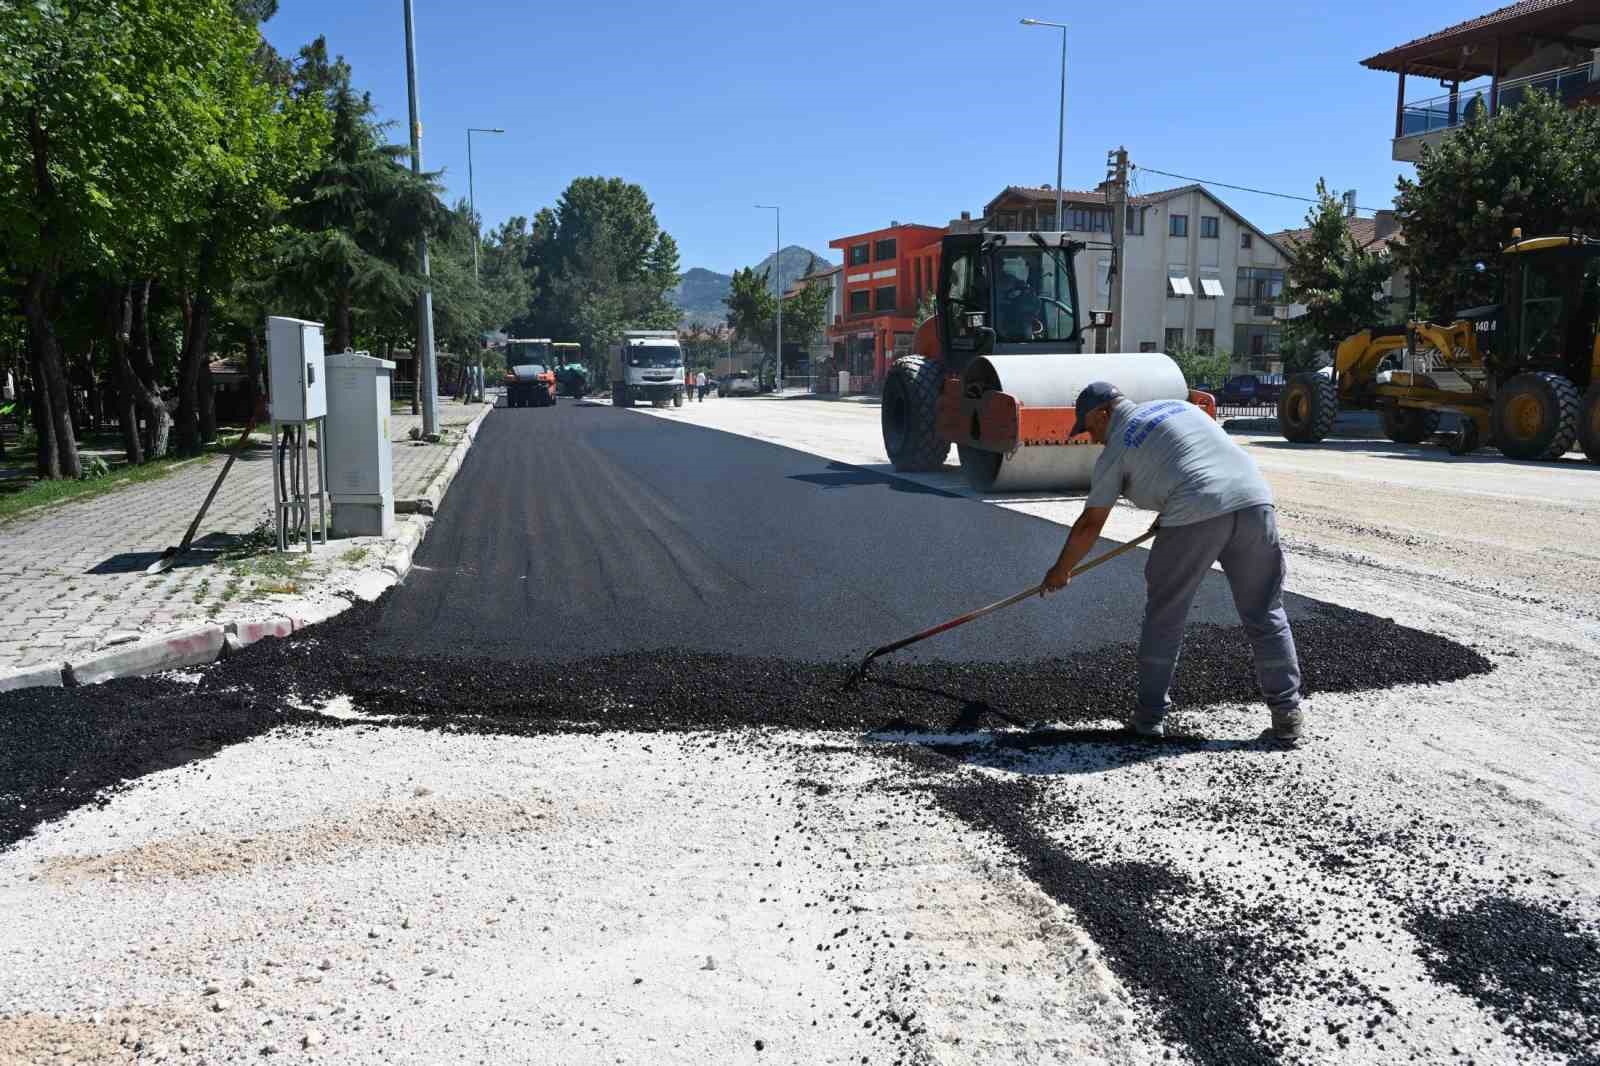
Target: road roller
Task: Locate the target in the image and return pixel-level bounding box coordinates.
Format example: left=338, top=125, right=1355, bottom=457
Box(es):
left=880, top=230, right=1216, bottom=492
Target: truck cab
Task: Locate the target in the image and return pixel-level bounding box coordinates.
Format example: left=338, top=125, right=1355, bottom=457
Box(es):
left=609, top=331, right=685, bottom=408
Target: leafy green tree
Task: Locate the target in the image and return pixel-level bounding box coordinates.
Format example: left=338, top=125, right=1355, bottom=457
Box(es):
left=0, top=0, right=266, bottom=475
left=1165, top=342, right=1230, bottom=389
left=1281, top=180, right=1393, bottom=363
left=724, top=266, right=777, bottom=352
left=514, top=177, right=681, bottom=357
left=1394, top=90, right=1600, bottom=316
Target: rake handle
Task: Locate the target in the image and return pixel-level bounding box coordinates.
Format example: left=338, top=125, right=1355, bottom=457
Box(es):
left=859, top=523, right=1159, bottom=667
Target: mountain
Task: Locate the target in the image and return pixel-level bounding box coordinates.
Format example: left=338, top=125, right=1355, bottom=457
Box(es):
left=671, top=245, right=836, bottom=327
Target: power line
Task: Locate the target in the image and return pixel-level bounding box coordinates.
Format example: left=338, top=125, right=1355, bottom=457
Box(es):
left=1132, top=165, right=1387, bottom=215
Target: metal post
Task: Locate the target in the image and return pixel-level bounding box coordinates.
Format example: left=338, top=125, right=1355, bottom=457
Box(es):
left=1106, top=147, right=1129, bottom=354
left=466, top=127, right=503, bottom=406
left=403, top=0, right=438, bottom=437
left=757, top=205, right=781, bottom=393
left=1022, top=18, right=1067, bottom=230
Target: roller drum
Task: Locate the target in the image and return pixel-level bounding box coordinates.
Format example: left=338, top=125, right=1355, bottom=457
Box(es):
left=960, top=352, right=1189, bottom=493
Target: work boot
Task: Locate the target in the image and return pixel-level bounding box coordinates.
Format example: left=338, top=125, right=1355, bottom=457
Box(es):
left=1260, top=705, right=1305, bottom=746
left=1128, top=708, right=1166, bottom=738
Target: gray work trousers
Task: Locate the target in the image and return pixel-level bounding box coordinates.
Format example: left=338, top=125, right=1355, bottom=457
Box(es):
left=1137, top=504, right=1301, bottom=721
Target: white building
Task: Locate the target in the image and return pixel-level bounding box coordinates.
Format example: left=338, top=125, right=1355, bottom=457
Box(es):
left=983, top=184, right=1294, bottom=372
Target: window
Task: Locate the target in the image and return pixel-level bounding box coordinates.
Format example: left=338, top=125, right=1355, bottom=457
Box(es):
left=1170, top=214, right=1188, bottom=238
left=849, top=244, right=869, bottom=267
left=944, top=249, right=991, bottom=349
left=997, top=212, right=1019, bottom=230
left=1200, top=216, right=1219, bottom=239
left=848, top=289, right=870, bottom=314
left=1195, top=328, right=1215, bottom=351
left=1240, top=232, right=1253, bottom=249
left=874, top=238, right=897, bottom=261
left=991, top=245, right=1078, bottom=344
left=875, top=285, right=897, bottom=312
left=1067, top=207, right=1111, bottom=232
left=1234, top=325, right=1282, bottom=357
left=1039, top=210, right=1056, bottom=230
left=1235, top=267, right=1285, bottom=307
left=1139, top=341, right=1158, bottom=353
left=1126, top=206, right=1145, bottom=235
left=1164, top=328, right=1185, bottom=351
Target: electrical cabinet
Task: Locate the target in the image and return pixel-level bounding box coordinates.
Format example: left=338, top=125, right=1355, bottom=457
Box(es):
left=324, top=350, right=395, bottom=538
left=266, top=316, right=327, bottom=422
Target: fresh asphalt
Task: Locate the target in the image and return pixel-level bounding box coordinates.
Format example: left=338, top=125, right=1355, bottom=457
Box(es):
left=370, top=397, right=1311, bottom=664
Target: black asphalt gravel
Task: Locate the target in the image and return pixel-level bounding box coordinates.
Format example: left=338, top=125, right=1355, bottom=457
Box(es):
left=8, top=398, right=1579, bottom=1065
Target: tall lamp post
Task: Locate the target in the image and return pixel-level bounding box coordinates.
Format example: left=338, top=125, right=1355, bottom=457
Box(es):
left=1021, top=18, right=1067, bottom=231
left=755, top=204, right=781, bottom=393
left=403, top=0, right=438, bottom=435
left=466, top=127, right=503, bottom=404
left=466, top=127, right=505, bottom=283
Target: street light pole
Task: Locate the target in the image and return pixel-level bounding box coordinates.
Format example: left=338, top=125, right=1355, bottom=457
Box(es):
left=465, top=127, right=503, bottom=405
left=466, top=127, right=505, bottom=284
left=756, top=204, right=781, bottom=393
left=403, top=0, right=438, bottom=436
left=1021, top=18, right=1067, bottom=230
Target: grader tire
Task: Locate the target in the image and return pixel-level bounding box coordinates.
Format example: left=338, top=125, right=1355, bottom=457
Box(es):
left=1493, top=372, right=1579, bottom=460
left=881, top=355, right=951, bottom=471
left=1278, top=373, right=1337, bottom=443
left=1579, top=385, right=1600, bottom=465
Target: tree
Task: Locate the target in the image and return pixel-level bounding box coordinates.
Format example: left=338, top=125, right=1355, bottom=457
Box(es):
left=1282, top=180, right=1393, bottom=363
left=1165, top=342, right=1229, bottom=389
left=1394, top=90, right=1600, bottom=317
left=724, top=266, right=777, bottom=351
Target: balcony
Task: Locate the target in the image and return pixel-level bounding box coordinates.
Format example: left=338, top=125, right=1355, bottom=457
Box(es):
left=1394, top=60, right=1600, bottom=162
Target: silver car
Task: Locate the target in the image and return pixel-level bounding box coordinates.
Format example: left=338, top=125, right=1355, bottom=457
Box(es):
left=721, top=372, right=759, bottom=396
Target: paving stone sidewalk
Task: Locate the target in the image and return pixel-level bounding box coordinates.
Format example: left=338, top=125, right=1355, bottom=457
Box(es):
left=0, top=401, right=492, bottom=673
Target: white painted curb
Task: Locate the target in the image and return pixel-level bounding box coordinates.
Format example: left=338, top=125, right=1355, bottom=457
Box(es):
left=66, top=625, right=226, bottom=687
left=0, top=663, right=66, bottom=692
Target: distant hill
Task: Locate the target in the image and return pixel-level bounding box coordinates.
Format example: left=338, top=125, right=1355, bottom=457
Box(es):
left=671, top=245, right=836, bottom=327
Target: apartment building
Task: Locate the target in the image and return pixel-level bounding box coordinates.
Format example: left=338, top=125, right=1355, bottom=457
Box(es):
left=825, top=223, right=945, bottom=386
left=983, top=185, right=1294, bottom=370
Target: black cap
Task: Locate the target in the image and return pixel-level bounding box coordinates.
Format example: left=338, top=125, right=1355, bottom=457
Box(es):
left=1069, top=382, right=1123, bottom=436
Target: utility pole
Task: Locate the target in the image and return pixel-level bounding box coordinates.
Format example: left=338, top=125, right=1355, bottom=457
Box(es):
left=466, top=127, right=503, bottom=405
left=403, top=0, right=438, bottom=436
left=756, top=204, right=781, bottom=392
left=1105, top=146, right=1130, bottom=353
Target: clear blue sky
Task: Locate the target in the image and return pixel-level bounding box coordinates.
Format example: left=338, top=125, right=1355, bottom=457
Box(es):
left=261, top=1, right=1488, bottom=274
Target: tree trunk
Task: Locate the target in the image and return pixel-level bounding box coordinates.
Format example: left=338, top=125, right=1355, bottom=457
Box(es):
left=129, top=278, right=171, bottom=459
left=108, top=283, right=144, bottom=466
left=22, top=270, right=79, bottom=479
left=332, top=284, right=353, bottom=353
left=174, top=266, right=215, bottom=456
left=198, top=357, right=216, bottom=444
left=27, top=341, right=58, bottom=479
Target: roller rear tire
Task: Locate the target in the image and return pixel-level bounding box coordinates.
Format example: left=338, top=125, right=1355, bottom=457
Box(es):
left=882, top=356, right=951, bottom=472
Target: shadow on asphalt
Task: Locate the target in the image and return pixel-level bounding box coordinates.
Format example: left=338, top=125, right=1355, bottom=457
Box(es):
left=1251, top=438, right=1598, bottom=469
left=788, top=461, right=963, bottom=498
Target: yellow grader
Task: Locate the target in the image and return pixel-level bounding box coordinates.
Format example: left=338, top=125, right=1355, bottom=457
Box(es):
left=1277, top=232, right=1600, bottom=463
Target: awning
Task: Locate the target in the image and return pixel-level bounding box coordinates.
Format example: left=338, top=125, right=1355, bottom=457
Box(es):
left=1200, top=278, right=1225, bottom=298
left=1168, top=276, right=1195, bottom=296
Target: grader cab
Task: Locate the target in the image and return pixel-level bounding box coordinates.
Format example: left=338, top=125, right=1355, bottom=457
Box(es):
left=1279, top=233, right=1600, bottom=462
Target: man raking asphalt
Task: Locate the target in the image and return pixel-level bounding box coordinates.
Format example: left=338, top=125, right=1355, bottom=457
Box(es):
left=1041, top=382, right=1306, bottom=744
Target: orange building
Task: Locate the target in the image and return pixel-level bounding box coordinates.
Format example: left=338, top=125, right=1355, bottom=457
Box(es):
left=826, top=223, right=945, bottom=389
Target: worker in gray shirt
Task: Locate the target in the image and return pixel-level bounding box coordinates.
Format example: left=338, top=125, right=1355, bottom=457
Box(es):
left=1041, top=382, right=1305, bottom=744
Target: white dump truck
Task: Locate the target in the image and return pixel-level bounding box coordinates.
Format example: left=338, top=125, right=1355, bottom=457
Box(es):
left=608, top=330, right=685, bottom=408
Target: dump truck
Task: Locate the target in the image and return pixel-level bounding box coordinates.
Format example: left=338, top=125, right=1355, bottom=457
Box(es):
left=503, top=338, right=558, bottom=408
left=608, top=330, right=685, bottom=408
left=880, top=231, right=1215, bottom=492
left=550, top=342, right=588, bottom=398
left=1278, top=231, right=1600, bottom=463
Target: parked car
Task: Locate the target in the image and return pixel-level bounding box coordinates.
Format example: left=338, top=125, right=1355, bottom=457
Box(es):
left=1214, top=374, right=1285, bottom=406
left=721, top=372, right=759, bottom=396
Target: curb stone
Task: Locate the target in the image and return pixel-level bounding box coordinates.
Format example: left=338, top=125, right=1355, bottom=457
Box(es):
left=10, top=406, right=495, bottom=694
left=0, top=663, right=66, bottom=692
left=398, top=403, right=494, bottom=516
left=66, top=625, right=226, bottom=687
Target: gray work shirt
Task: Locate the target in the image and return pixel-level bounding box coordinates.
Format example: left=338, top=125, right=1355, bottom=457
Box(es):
left=1085, top=398, right=1273, bottom=526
